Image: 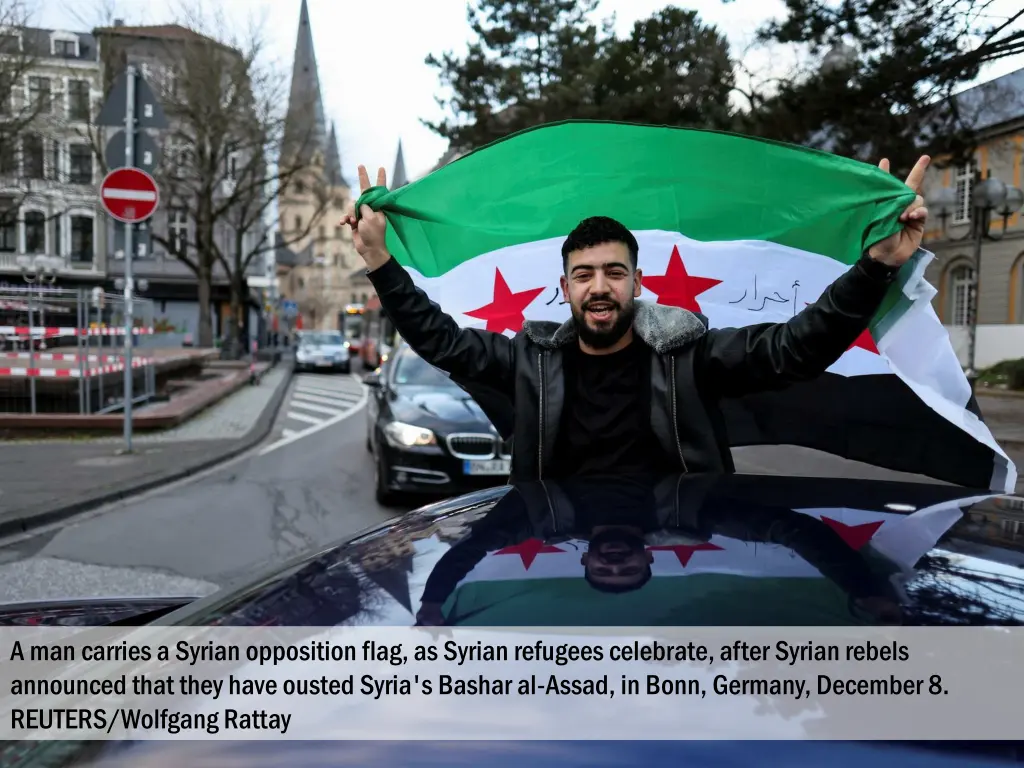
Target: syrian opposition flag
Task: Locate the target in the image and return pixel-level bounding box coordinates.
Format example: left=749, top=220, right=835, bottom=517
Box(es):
left=437, top=495, right=985, bottom=626
left=356, top=121, right=1015, bottom=492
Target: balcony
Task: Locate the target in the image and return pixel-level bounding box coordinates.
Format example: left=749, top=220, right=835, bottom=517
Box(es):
left=105, top=252, right=265, bottom=284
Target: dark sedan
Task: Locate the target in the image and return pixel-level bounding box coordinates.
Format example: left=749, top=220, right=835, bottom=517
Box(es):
left=5, top=472, right=1024, bottom=765
left=364, top=341, right=510, bottom=506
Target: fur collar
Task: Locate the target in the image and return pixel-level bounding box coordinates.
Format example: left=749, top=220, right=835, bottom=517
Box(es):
left=522, top=300, right=707, bottom=354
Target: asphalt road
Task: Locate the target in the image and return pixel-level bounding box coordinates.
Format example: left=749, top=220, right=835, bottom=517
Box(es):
left=0, top=368, right=950, bottom=607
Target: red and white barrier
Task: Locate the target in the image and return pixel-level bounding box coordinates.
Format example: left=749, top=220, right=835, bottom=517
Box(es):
left=0, top=352, right=120, bottom=362
left=0, top=326, right=156, bottom=337
left=0, top=358, right=153, bottom=378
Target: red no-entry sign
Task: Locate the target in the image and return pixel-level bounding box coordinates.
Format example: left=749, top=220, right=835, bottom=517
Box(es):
left=100, top=168, right=160, bottom=223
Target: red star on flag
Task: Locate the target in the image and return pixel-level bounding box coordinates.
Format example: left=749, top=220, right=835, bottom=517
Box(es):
left=495, top=538, right=565, bottom=569
left=647, top=542, right=723, bottom=567
left=849, top=329, right=880, bottom=355
left=820, top=517, right=885, bottom=550
left=804, top=303, right=880, bottom=355
left=464, top=268, right=545, bottom=334
left=641, top=245, right=722, bottom=312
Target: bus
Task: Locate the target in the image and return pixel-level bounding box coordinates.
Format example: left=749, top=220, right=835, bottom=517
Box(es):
left=360, top=295, right=398, bottom=370
left=338, top=304, right=365, bottom=355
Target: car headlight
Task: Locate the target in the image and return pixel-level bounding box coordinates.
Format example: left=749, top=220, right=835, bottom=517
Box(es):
left=296, top=350, right=311, bottom=362
left=383, top=421, right=436, bottom=448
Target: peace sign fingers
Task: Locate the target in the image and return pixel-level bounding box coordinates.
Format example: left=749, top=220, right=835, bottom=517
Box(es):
left=358, top=165, right=389, bottom=193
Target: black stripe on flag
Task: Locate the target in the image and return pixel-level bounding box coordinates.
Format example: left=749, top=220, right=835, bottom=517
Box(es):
left=720, top=372, right=1006, bottom=490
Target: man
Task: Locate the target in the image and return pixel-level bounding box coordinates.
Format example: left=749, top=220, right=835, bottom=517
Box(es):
left=343, top=157, right=929, bottom=482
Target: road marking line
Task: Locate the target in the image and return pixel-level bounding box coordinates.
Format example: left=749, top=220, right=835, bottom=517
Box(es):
left=295, top=384, right=360, bottom=398
left=285, top=410, right=323, bottom=425
left=292, top=392, right=358, bottom=408
left=282, top=428, right=297, bottom=438
left=288, top=400, right=343, bottom=417
left=259, top=383, right=368, bottom=456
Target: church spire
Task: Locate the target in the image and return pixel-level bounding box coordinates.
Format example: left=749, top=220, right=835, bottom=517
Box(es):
left=326, top=121, right=346, bottom=187
left=391, top=139, right=408, bottom=189
left=283, top=0, right=327, bottom=166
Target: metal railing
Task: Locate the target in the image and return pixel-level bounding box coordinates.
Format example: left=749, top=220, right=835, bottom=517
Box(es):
left=0, top=281, right=157, bottom=415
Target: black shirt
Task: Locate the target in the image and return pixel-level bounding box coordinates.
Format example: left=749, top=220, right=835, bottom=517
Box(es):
left=549, top=340, right=678, bottom=479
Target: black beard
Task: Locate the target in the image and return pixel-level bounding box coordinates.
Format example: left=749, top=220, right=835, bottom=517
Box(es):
left=572, top=298, right=635, bottom=349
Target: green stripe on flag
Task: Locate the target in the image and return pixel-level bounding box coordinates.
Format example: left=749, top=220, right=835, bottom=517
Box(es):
left=356, top=120, right=915, bottom=279
left=444, top=575, right=870, bottom=627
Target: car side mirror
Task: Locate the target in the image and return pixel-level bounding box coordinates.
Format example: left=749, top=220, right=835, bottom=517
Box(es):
left=363, top=372, right=382, bottom=388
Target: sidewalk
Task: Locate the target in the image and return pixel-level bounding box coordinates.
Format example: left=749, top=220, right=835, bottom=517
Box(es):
left=0, top=364, right=292, bottom=538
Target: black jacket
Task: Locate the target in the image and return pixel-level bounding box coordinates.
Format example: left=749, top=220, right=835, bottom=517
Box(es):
left=366, top=254, right=900, bottom=482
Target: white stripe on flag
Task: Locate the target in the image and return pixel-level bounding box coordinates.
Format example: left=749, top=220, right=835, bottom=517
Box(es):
left=102, top=189, right=157, bottom=202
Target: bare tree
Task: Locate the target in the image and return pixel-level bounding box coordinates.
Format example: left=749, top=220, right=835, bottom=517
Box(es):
left=94, top=4, right=329, bottom=349
left=0, top=0, right=51, bottom=252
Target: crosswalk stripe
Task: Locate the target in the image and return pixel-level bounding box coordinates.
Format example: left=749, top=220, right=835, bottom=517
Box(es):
left=286, top=410, right=323, bottom=425
left=289, top=400, right=344, bottom=416
left=295, top=385, right=360, bottom=399
left=293, top=391, right=359, bottom=408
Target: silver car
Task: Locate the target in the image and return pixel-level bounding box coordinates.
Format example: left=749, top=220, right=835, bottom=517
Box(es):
left=293, top=330, right=351, bottom=373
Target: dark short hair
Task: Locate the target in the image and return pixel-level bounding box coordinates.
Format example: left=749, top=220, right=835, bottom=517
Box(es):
left=561, top=216, right=639, bottom=273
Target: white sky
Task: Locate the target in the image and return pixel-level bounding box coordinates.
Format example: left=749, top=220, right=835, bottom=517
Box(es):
left=35, top=0, right=1024, bottom=186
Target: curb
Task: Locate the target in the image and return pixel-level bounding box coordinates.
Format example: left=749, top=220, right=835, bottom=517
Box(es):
left=0, top=364, right=295, bottom=540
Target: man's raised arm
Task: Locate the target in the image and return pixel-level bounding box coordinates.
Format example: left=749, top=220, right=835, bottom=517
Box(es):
left=696, top=155, right=930, bottom=399
left=343, top=166, right=514, bottom=393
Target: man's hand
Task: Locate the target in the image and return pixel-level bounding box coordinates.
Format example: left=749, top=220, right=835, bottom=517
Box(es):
left=340, top=165, right=391, bottom=271
left=867, top=155, right=930, bottom=268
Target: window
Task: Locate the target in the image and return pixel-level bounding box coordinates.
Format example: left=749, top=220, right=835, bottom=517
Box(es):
left=0, top=198, right=16, bottom=252
left=318, top=225, right=325, bottom=242
left=53, top=214, right=62, bottom=256
left=69, top=145, right=92, bottom=184
left=70, top=216, right=93, bottom=263
left=294, top=215, right=302, bottom=233
left=334, top=226, right=342, bottom=240
left=0, top=140, right=14, bottom=175
left=24, top=211, right=45, bottom=253
left=68, top=80, right=90, bottom=121
left=23, top=135, right=44, bottom=179
left=294, top=180, right=305, bottom=195
left=169, top=209, right=188, bottom=255
left=28, top=77, right=51, bottom=114
left=51, top=36, right=77, bottom=57
left=949, top=264, right=975, bottom=326
left=226, top=151, right=238, bottom=181
left=953, top=163, right=974, bottom=225
left=0, top=33, right=20, bottom=55
left=49, top=141, right=60, bottom=181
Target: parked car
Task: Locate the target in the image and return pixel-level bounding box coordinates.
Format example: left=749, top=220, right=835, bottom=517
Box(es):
left=293, top=330, right=351, bottom=373
left=364, top=340, right=510, bottom=506
left=4, top=472, right=1024, bottom=765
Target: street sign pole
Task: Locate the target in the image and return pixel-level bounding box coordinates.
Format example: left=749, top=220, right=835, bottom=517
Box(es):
left=122, top=66, right=136, bottom=453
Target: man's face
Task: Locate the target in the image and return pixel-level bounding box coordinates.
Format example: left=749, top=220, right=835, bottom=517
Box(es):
left=580, top=529, right=653, bottom=590
left=560, top=241, right=642, bottom=350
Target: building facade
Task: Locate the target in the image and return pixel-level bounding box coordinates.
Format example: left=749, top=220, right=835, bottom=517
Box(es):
left=276, top=0, right=359, bottom=333
left=93, top=22, right=267, bottom=345
left=0, top=24, right=106, bottom=290
left=922, top=67, right=1024, bottom=369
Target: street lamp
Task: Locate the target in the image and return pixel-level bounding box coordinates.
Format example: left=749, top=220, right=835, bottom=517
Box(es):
left=926, top=169, right=1024, bottom=391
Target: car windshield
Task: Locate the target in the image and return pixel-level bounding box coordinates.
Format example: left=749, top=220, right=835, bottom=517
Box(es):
left=392, top=350, right=458, bottom=388
left=302, top=332, right=344, bottom=346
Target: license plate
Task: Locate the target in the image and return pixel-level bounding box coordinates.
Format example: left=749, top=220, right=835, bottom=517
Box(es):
left=463, top=459, right=510, bottom=476
left=316, top=360, right=332, bottom=367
